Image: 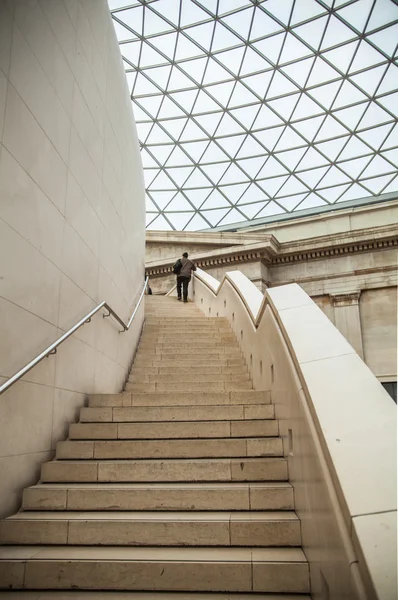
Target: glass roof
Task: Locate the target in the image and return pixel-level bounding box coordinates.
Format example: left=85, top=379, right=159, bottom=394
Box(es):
left=108, top=0, right=398, bottom=231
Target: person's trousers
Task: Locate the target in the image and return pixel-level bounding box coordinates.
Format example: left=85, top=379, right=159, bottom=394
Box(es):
left=177, top=276, right=190, bottom=301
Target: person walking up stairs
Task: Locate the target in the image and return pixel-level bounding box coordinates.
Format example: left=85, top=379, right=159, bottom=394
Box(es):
left=0, top=295, right=310, bottom=596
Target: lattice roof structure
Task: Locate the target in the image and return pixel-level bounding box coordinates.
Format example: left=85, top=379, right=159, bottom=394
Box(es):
left=109, top=0, right=398, bottom=231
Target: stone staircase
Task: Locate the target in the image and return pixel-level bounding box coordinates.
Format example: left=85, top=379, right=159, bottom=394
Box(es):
left=0, top=295, right=310, bottom=596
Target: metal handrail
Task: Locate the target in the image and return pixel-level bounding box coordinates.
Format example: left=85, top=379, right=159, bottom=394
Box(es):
left=0, top=277, right=149, bottom=396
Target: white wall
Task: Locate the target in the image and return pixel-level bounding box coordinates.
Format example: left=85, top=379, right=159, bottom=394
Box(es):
left=0, top=0, right=145, bottom=517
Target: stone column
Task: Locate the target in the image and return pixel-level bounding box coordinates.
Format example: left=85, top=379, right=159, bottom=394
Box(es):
left=330, top=292, right=364, bottom=358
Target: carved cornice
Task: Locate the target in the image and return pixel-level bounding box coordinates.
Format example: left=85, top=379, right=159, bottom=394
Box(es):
left=330, top=292, right=361, bottom=307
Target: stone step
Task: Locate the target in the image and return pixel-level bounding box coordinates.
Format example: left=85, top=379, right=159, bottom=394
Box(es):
left=133, top=357, right=246, bottom=367
left=131, top=365, right=248, bottom=375
left=0, top=511, right=301, bottom=547
left=139, top=340, right=237, bottom=348
left=125, top=381, right=253, bottom=393
left=88, top=390, right=269, bottom=408
left=136, top=347, right=241, bottom=356
left=69, top=420, right=278, bottom=440
left=0, top=546, right=310, bottom=592
left=80, top=403, right=274, bottom=423
left=22, top=482, right=295, bottom=512
left=56, top=438, right=283, bottom=460
left=128, top=373, right=250, bottom=384
left=0, top=591, right=313, bottom=599
left=41, top=457, right=288, bottom=483
left=142, top=331, right=234, bottom=339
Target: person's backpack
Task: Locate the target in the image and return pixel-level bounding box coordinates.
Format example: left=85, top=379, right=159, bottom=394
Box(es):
left=173, top=259, right=182, bottom=275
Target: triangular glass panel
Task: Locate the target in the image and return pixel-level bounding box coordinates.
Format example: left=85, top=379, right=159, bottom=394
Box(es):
left=167, top=66, right=196, bottom=91
left=257, top=176, right=289, bottom=197
left=297, top=147, right=329, bottom=170
left=294, top=16, right=328, bottom=51
left=185, top=187, right=212, bottom=208
left=167, top=166, right=194, bottom=186
left=297, top=194, right=327, bottom=210
left=219, top=163, right=249, bottom=184
left=337, top=183, right=368, bottom=202
left=203, top=162, right=231, bottom=183
left=276, top=193, right=307, bottom=211
left=317, top=183, right=350, bottom=202
left=176, top=33, right=204, bottom=61
left=381, top=123, right=398, bottom=150
left=358, top=102, right=393, bottom=129
left=381, top=148, right=398, bottom=168
left=241, top=71, right=273, bottom=98
left=179, top=57, right=208, bottom=84
left=349, top=40, right=386, bottom=73
left=201, top=190, right=231, bottom=209
left=169, top=90, right=197, bottom=113
left=291, top=1, right=327, bottom=26
left=149, top=170, right=176, bottom=189
left=237, top=156, right=267, bottom=177
left=166, top=194, right=196, bottom=212
left=180, top=119, right=207, bottom=141
left=253, top=126, right=284, bottom=151
left=315, top=116, right=349, bottom=142
left=255, top=201, right=286, bottom=218
left=361, top=173, right=396, bottom=194
left=335, top=136, right=371, bottom=160
left=220, top=183, right=250, bottom=202
left=159, top=97, right=186, bottom=119
left=180, top=140, right=209, bottom=162
left=357, top=123, right=393, bottom=149
left=136, top=122, right=153, bottom=142
left=267, top=94, right=300, bottom=120
left=237, top=183, right=268, bottom=203
left=381, top=176, right=398, bottom=195
left=144, top=8, right=172, bottom=36
left=150, top=191, right=177, bottom=210
left=277, top=175, right=310, bottom=196
left=112, top=20, right=137, bottom=42
left=145, top=196, right=158, bottom=213
left=212, top=21, right=242, bottom=51
left=377, top=63, right=398, bottom=95
left=218, top=207, right=248, bottom=227
left=267, top=71, right=300, bottom=98
left=140, top=43, right=169, bottom=68
left=317, top=166, right=352, bottom=187
left=165, top=146, right=194, bottom=167
left=366, top=0, right=398, bottom=32
left=279, top=33, right=312, bottom=63
left=121, top=41, right=141, bottom=66
left=149, top=32, right=178, bottom=60
left=307, top=57, right=341, bottom=86
left=216, top=114, right=246, bottom=137
left=115, top=7, right=143, bottom=35
left=165, top=211, right=195, bottom=230
left=321, top=15, right=357, bottom=50
left=308, top=81, right=343, bottom=110
left=240, top=47, right=271, bottom=76
left=377, top=92, right=398, bottom=115
left=217, top=47, right=246, bottom=75
left=145, top=123, right=174, bottom=144
left=180, top=1, right=210, bottom=27
left=206, top=81, right=235, bottom=106
left=315, top=137, right=350, bottom=161
left=281, top=57, right=314, bottom=88
left=337, top=155, right=373, bottom=178
left=257, top=156, right=289, bottom=178
left=146, top=65, right=172, bottom=90
left=144, top=168, right=160, bottom=187
left=263, top=0, right=294, bottom=26
left=146, top=214, right=173, bottom=230
left=155, top=1, right=180, bottom=26
left=250, top=8, right=284, bottom=41
left=201, top=141, right=230, bottom=163
left=292, top=93, right=324, bottom=119
left=332, top=103, right=368, bottom=131
left=228, top=82, right=259, bottom=107
left=193, top=90, right=221, bottom=113
left=203, top=59, right=232, bottom=85
left=184, top=213, right=212, bottom=231
left=218, top=0, right=251, bottom=15
left=230, top=105, right=259, bottom=129
left=186, top=22, right=215, bottom=51
left=361, top=154, right=396, bottom=178
left=141, top=148, right=159, bottom=168
left=184, top=167, right=213, bottom=188
left=367, top=24, right=398, bottom=58
left=222, top=7, right=254, bottom=40
left=292, top=115, right=324, bottom=141
left=321, top=41, right=359, bottom=75
left=202, top=208, right=231, bottom=226
left=134, top=74, right=160, bottom=96
left=297, top=166, right=329, bottom=188
left=337, top=0, right=374, bottom=33
left=238, top=203, right=266, bottom=219
left=194, top=112, right=223, bottom=136
left=253, top=33, right=285, bottom=64
left=275, top=127, right=306, bottom=150
left=332, top=80, right=367, bottom=108
left=218, top=133, right=247, bottom=160
left=276, top=147, right=308, bottom=170
left=253, top=105, right=284, bottom=129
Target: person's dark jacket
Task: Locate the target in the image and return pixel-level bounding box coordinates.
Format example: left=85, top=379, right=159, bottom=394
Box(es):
left=179, top=258, right=196, bottom=278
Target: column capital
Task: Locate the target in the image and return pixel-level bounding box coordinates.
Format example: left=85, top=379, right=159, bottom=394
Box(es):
left=330, top=291, right=361, bottom=307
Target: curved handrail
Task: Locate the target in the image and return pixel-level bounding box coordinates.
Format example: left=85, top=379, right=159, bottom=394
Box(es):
left=0, top=277, right=149, bottom=396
